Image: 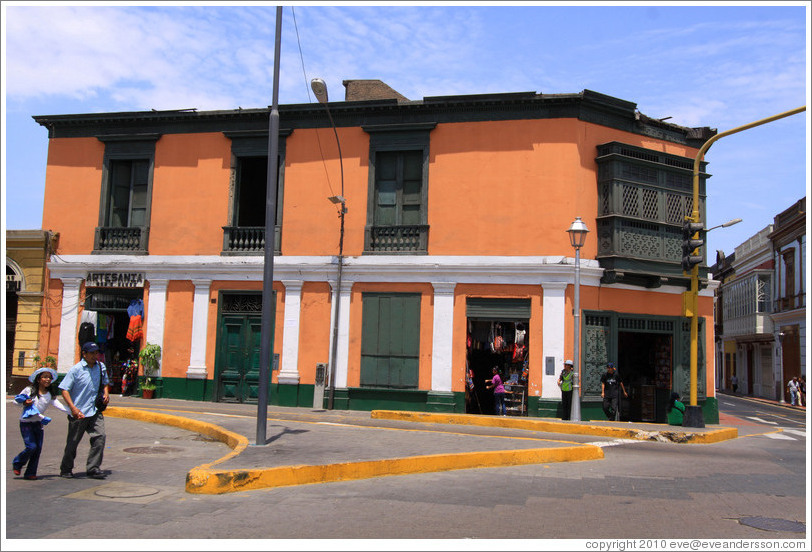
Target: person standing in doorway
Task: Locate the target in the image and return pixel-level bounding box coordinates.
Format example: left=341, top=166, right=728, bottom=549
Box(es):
left=787, top=376, right=800, bottom=406
left=558, top=360, right=574, bottom=420
left=58, top=342, right=110, bottom=479
left=730, top=374, right=738, bottom=394
left=486, top=366, right=506, bottom=416
left=600, top=362, right=627, bottom=421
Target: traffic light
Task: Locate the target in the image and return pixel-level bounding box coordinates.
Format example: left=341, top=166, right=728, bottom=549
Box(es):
left=682, top=220, right=704, bottom=272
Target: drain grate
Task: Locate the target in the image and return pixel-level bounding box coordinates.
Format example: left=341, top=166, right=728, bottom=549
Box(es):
left=739, top=516, right=805, bottom=533
left=123, top=445, right=184, bottom=454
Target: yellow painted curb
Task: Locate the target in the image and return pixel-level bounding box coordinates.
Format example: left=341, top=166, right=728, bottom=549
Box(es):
left=184, top=444, right=604, bottom=495
left=104, top=406, right=249, bottom=490
left=370, top=411, right=738, bottom=444
left=104, top=406, right=603, bottom=495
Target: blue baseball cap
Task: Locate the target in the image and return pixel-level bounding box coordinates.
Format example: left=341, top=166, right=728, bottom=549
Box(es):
left=607, top=362, right=615, bottom=368
left=82, top=342, right=100, bottom=353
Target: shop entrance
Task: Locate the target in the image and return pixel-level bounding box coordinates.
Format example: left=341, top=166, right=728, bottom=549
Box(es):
left=465, top=320, right=529, bottom=416
left=617, top=331, right=672, bottom=422
left=83, top=288, right=144, bottom=395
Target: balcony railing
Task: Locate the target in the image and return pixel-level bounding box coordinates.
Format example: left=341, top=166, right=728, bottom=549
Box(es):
left=222, top=225, right=281, bottom=255
left=366, top=225, right=429, bottom=254
left=94, top=226, right=148, bottom=254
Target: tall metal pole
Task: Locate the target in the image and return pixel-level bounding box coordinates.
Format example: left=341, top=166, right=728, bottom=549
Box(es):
left=570, top=245, right=582, bottom=421
left=256, top=6, right=283, bottom=445
left=683, top=105, right=805, bottom=428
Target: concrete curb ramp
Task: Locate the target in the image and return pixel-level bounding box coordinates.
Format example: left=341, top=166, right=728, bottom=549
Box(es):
left=370, top=411, right=739, bottom=444
left=104, top=406, right=603, bottom=495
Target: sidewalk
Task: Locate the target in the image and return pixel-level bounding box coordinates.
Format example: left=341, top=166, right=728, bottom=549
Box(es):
left=716, top=388, right=807, bottom=410
left=7, top=394, right=741, bottom=496
left=93, top=395, right=737, bottom=494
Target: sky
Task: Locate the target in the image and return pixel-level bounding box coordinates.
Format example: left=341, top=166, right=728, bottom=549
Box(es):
left=1, top=1, right=809, bottom=261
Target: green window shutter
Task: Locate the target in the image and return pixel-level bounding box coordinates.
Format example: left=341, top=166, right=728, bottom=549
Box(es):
left=465, top=298, right=532, bottom=320
left=108, top=159, right=149, bottom=227
left=361, top=293, right=421, bottom=389
left=130, top=160, right=150, bottom=227
left=374, top=150, right=423, bottom=226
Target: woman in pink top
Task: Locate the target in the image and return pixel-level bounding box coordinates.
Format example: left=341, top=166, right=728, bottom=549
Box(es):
left=486, top=366, right=506, bottom=416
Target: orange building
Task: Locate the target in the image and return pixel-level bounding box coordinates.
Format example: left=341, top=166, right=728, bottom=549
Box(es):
left=34, top=82, right=719, bottom=422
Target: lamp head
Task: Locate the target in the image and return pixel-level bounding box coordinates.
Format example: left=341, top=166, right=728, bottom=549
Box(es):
left=567, top=216, right=589, bottom=248
left=311, top=78, right=329, bottom=104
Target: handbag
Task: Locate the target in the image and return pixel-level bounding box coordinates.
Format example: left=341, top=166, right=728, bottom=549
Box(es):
left=94, top=364, right=108, bottom=412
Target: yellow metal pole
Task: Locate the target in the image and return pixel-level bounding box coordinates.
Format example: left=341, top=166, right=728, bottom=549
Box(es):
left=688, top=106, right=806, bottom=411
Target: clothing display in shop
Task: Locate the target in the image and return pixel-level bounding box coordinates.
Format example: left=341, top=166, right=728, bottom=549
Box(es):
left=126, top=299, right=144, bottom=343
left=96, top=313, right=115, bottom=344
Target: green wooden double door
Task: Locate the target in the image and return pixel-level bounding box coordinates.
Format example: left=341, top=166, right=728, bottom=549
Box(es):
left=360, top=293, right=421, bottom=389
left=215, top=314, right=264, bottom=403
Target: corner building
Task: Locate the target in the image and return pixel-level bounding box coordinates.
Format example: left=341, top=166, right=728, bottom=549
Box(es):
left=35, top=83, right=720, bottom=422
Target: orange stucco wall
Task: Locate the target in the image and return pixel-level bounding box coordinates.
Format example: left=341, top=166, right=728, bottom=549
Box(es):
left=41, top=138, right=104, bottom=253
left=150, top=133, right=231, bottom=255
left=163, top=281, right=195, bottom=378
left=296, top=282, right=333, bottom=385
left=281, top=127, right=370, bottom=256
left=40, top=120, right=699, bottom=259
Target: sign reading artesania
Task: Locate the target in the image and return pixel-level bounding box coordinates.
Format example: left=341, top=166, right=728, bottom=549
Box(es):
left=86, top=272, right=145, bottom=288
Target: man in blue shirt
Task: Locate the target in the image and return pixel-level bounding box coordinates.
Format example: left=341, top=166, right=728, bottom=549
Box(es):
left=59, top=342, right=110, bottom=479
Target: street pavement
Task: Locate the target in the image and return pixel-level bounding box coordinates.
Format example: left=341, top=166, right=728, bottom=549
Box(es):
left=3, top=392, right=805, bottom=542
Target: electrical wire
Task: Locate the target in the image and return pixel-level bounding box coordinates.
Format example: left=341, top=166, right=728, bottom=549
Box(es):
left=291, top=6, right=338, bottom=207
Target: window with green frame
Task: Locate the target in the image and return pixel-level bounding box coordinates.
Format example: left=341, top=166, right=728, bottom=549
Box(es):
left=374, top=150, right=423, bottom=227
left=363, top=122, right=434, bottom=253
left=360, top=293, right=421, bottom=389
left=95, top=134, right=158, bottom=253
left=108, top=159, right=149, bottom=227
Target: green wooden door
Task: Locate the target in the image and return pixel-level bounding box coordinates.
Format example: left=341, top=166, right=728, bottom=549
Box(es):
left=216, top=314, right=264, bottom=403
left=360, top=293, right=421, bottom=389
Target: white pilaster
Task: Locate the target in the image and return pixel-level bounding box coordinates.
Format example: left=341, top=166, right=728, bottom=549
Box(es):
left=431, top=282, right=456, bottom=392
left=541, top=281, right=568, bottom=398
left=329, top=280, right=353, bottom=389
left=186, top=279, right=211, bottom=379
left=57, top=278, right=83, bottom=373
left=279, top=280, right=303, bottom=384
left=145, top=279, right=168, bottom=370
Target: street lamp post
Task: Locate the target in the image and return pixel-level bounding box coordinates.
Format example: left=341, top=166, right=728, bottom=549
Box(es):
left=684, top=105, right=805, bottom=428
left=311, top=78, right=345, bottom=410
left=567, top=217, right=589, bottom=422
left=256, top=6, right=283, bottom=446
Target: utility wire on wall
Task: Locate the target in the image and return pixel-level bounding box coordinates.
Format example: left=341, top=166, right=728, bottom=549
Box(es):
left=291, top=6, right=338, bottom=210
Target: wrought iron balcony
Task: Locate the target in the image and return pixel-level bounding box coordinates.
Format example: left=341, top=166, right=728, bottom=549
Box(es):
left=365, top=225, right=429, bottom=254
left=93, top=226, right=148, bottom=254
left=222, top=225, right=281, bottom=255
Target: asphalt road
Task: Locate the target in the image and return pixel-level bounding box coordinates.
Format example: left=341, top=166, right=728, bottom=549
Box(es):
left=3, top=393, right=808, bottom=545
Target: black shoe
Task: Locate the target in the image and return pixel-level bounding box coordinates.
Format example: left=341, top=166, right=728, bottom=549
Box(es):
left=86, top=469, right=106, bottom=479
left=60, top=472, right=74, bottom=479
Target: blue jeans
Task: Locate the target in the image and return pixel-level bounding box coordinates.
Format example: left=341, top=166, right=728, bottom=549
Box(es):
left=13, top=422, right=45, bottom=477
left=494, top=392, right=506, bottom=415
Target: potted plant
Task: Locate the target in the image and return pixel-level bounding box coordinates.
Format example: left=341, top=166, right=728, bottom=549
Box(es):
left=138, top=343, right=161, bottom=399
